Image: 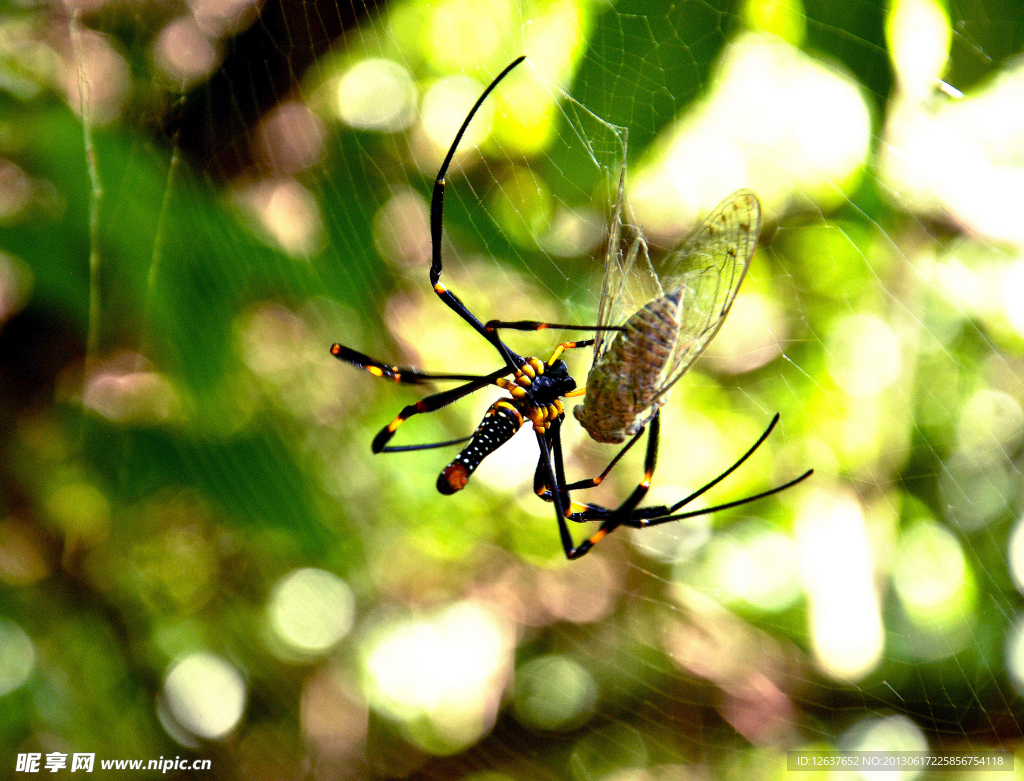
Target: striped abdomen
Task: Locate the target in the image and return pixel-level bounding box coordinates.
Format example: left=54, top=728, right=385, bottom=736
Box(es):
left=574, top=289, right=685, bottom=443
left=438, top=400, right=524, bottom=494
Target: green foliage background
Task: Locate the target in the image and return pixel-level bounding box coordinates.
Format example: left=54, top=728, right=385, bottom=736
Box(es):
left=2, top=0, right=1024, bottom=778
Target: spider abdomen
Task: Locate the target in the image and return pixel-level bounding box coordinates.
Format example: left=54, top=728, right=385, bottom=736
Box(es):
left=574, top=289, right=685, bottom=444
left=438, top=400, right=525, bottom=494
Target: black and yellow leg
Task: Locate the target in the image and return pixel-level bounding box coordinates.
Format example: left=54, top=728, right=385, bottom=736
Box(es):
left=532, top=413, right=657, bottom=559
left=539, top=412, right=813, bottom=538
left=542, top=419, right=649, bottom=500
left=623, top=468, right=814, bottom=528
left=546, top=339, right=595, bottom=365
left=370, top=365, right=512, bottom=453
left=332, top=343, right=502, bottom=384
left=428, top=57, right=527, bottom=370
left=555, top=412, right=661, bottom=558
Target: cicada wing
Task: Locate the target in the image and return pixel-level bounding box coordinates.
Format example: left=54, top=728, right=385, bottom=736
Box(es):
left=650, top=189, right=762, bottom=399
left=593, top=154, right=663, bottom=360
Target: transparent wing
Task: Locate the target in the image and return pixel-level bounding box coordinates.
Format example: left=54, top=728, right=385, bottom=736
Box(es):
left=592, top=148, right=662, bottom=360
left=651, top=189, right=762, bottom=398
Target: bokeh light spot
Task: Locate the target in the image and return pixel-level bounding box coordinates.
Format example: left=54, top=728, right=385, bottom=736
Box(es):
left=1004, top=616, right=1024, bottom=696
left=362, top=601, right=513, bottom=752
left=234, top=179, right=326, bottom=257
left=892, top=519, right=975, bottom=636
left=841, top=714, right=928, bottom=781
left=373, top=190, right=431, bottom=267
left=0, top=618, right=35, bottom=695
left=154, top=17, right=219, bottom=87
left=826, top=314, right=903, bottom=397
left=163, top=652, right=246, bottom=740
left=512, top=654, right=597, bottom=731
left=796, top=491, right=883, bottom=680
left=940, top=450, right=1016, bottom=532
left=268, top=568, right=355, bottom=659
left=336, top=58, right=416, bottom=132
left=421, top=75, right=491, bottom=162
left=706, top=526, right=801, bottom=612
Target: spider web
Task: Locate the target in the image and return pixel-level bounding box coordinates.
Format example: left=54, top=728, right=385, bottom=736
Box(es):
left=1, top=0, right=1024, bottom=778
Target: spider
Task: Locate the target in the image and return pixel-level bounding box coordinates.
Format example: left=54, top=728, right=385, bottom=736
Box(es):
left=331, top=56, right=812, bottom=559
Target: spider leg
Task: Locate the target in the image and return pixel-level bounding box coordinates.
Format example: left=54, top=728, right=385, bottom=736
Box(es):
left=331, top=343, right=506, bottom=384
left=535, top=421, right=648, bottom=497
left=561, top=413, right=814, bottom=528
left=483, top=319, right=631, bottom=364
left=537, top=413, right=662, bottom=559
left=535, top=425, right=582, bottom=560
left=371, top=365, right=511, bottom=453
left=653, top=412, right=783, bottom=515
left=618, top=468, right=815, bottom=527
left=430, top=56, right=527, bottom=370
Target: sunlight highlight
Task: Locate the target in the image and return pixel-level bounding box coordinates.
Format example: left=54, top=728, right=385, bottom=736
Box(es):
left=234, top=179, right=326, bottom=257
left=267, top=568, right=356, bottom=660
left=795, top=491, right=883, bottom=680
left=882, top=56, right=1024, bottom=246
left=0, top=618, right=34, bottom=696
left=336, top=58, right=417, bottom=132
left=841, top=714, right=928, bottom=781
left=420, top=75, right=492, bottom=165
left=162, top=652, right=246, bottom=740
left=361, top=601, right=514, bottom=752
left=154, top=17, right=220, bottom=87
left=631, top=32, right=870, bottom=238
left=512, top=654, right=597, bottom=731
left=825, top=314, right=903, bottom=398
left=892, top=519, right=976, bottom=647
